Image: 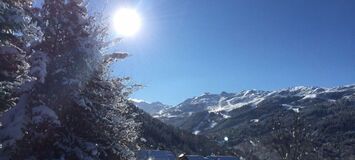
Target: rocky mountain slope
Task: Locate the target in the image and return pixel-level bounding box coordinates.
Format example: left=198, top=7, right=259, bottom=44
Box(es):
left=126, top=103, right=233, bottom=156
left=153, top=84, right=355, bottom=159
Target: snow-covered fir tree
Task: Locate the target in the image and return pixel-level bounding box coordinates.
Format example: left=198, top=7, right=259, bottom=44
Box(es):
left=0, top=0, right=41, bottom=112
left=0, top=0, right=140, bottom=159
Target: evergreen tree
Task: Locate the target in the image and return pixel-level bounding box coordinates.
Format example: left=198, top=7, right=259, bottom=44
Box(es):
left=1, top=0, right=139, bottom=159
left=0, top=0, right=41, bottom=112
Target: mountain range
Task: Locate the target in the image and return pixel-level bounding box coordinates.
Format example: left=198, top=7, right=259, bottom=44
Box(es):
left=134, top=84, right=355, bottom=159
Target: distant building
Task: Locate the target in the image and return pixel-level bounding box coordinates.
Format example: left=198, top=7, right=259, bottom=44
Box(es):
left=178, top=154, right=209, bottom=160
left=136, top=150, right=176, bottom=160
left=207, top=156, right=240, bottom=160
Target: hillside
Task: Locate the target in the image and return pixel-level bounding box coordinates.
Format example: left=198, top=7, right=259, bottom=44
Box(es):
left=124, top=104, right=238, bottom=156
left=126, top=103, right=233, bottom=156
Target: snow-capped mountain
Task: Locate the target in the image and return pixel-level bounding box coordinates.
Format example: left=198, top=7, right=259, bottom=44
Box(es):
left=152, top=84, right=355, bottom=159
left=156, top=84, right=355, bottom=133
left=130, top=99, right=171, bottom=115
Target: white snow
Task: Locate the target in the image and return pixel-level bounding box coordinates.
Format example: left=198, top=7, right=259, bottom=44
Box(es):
left=219, top=112, right=231, bottom=119
left=153, top=113, right=179, bottom=118
left=282, top=104, right=293, bottom=108
left=282, top=104, right=302, bottom=113
left=32, top=105, right=60, bottom=125
left=249, top=140, right=256, bottom=146
left=210, top=121, right=218, bottom=128
left=0, top=94, right=29, bottom=146
left=292, top=108, right=300, bottom=113
left=191, top=98, right=209, bottom=105
left=157, top=84, right=355, bottom=126
left=29, top=51, right=48, bottom=83
left=302, top=94, right=317, bottom=99
left=129, top=98, right=145, bottom=103
left=208, top=92, right=266, bottom=113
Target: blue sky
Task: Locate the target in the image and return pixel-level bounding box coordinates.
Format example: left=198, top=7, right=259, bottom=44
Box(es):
left=37, top=0, right=355, bottom=105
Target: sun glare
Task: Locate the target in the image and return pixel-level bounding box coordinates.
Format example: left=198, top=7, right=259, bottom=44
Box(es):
left=113, top=8, right=142, bottom=37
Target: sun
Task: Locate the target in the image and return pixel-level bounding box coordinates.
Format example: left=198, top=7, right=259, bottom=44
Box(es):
left=112, top=8, right=142, bottom=37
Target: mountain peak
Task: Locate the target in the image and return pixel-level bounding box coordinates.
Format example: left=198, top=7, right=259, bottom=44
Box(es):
left=131, top=99, right=171, bottom=115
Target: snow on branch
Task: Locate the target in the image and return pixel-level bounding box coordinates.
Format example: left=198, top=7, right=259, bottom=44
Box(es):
left=32, top=105, right=60, bottom=125
left=0, top=94, right=29, bottom=147
left=29, top=51, right=48, bottom=83
left=103, top=52, right=128, bottom=64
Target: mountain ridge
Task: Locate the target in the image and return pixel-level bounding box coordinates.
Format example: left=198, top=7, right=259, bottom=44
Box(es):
left=139, top=84, right=355, bottom=159
left=157, top=84, right=355, bottom=117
